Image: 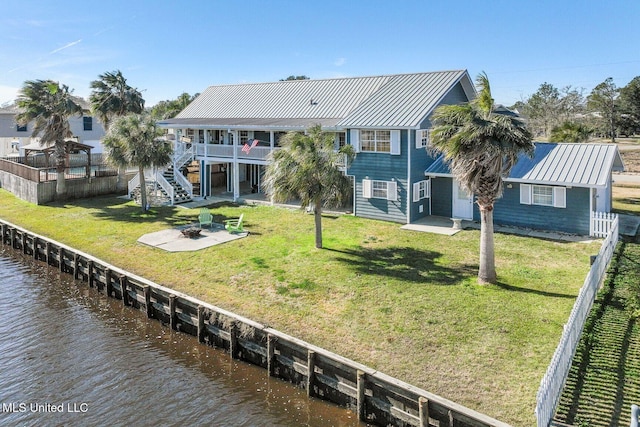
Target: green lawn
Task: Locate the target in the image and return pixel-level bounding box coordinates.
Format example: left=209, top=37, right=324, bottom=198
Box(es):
left=0, top=190, right=603, bottom=426
left=555, top=242, right=640, bottom=427
left=613, top=184, right=640, bottom=216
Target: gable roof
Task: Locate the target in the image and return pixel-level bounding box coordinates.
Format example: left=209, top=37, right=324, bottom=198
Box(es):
left=158, top=70, right=474, bottom=130
left=424, top=143, right=625, bottom=188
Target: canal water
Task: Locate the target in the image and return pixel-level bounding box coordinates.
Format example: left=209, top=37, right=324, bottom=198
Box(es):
left=0, top=248, right=363, bottom=426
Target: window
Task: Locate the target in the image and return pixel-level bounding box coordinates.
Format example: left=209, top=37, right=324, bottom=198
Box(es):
left=336, top=132, right=346, bottom=148
left=413, top=180, right=430, bottom=201
left=239, top=130, right=249, bottom=145
left=520, top=184, right=566, bottom=208
left=532, top=185, right=553, bottom=206
left=372, top=181, right=388, bottom=198
left=83, top=116, right=93, bottom=131
left=360, top=130, right=391, bottom=152
left=16, top=124, right=27, bottom=132
left=362, top=179, right=398, bottom=201
left=416, top=130, right=429, bottom=148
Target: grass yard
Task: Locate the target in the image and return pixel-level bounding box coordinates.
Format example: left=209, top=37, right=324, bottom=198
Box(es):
left=613, top=184, right=640, bottom=216
left=555, top=242, right=640, bottom=427
left=0, top=190, right=603, bottom=426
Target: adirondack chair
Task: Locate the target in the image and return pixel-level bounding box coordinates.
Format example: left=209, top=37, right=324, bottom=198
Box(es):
left=224, top=213, right=244, bottom=233
left=198, top=208, right=213, bottom=229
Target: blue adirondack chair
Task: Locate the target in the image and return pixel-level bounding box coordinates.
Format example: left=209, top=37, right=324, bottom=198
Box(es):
left=224, top=213, right=244, bottom=233
left=198, top=208, right=213, bottom=229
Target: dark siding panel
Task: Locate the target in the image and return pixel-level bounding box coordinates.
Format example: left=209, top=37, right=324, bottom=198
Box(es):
left=348, top=130, right=408, bottom=223
left=430, top=177, right=452, bottom=217
left=418, top=83, right=469, bottom=129
left=410, top=129, right=440, bottom=221
left=486, top=183, right=592, bottom=235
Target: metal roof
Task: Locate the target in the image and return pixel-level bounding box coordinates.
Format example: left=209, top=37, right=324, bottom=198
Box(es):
left=424, top=143, right=625, bottom=188
left=159, top=70, right=472, bottom=129
left=336, top=70, right=469, bottom=128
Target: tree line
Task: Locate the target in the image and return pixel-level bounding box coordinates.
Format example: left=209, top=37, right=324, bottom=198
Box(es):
left=511, top=76, right=640, bottom=143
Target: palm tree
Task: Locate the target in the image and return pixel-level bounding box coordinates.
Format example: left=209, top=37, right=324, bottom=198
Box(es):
left=549, top=121, right=592, bottom=143
left=429, top=72, right=534, bottom=284
left=102, top=114, right=172, bottom=212
left=90, top=70, right=145, bottom=191
left=89, top=70, right=144, bottom=130
left=16, top=80, right=83, bottom=198
left=263, top=125, right=354, bottom=249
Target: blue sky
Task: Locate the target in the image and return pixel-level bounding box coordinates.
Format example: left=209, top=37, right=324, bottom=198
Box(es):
left=1, top=0, right=638, bottom=107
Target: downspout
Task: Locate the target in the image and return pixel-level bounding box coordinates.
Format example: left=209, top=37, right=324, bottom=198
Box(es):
left=406, top=129, right=412, bottom=224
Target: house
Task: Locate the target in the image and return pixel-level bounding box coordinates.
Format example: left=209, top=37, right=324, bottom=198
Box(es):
left=157, top=70, right=476, bottom=223
left=0, top=103, right=106, bottom=158
left=424, top=142, right=625, bottom=236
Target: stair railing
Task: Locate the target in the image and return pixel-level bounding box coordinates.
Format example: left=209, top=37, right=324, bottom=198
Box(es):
left=155, top=170, right=175, bottom=205
left=127, top=172, right=141, bottom=198
left=174, top=144, right=194, bottom=171
left=174, top=169, right=193, bottom=196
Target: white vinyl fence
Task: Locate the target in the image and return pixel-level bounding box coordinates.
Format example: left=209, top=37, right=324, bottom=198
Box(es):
left=591, top=211, right=617, bottom=238
left=535, top=215, right=619, bottom=427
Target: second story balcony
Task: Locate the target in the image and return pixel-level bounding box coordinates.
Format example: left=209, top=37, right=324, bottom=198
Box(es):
left=193, top=143, right=279, bottom=162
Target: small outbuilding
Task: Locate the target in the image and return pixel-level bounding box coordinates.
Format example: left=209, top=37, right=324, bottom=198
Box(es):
left=424, top=143, right=625, bottom=236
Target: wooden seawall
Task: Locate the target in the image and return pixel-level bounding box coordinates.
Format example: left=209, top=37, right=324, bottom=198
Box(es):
left=0, top=219, right=511, bottom=427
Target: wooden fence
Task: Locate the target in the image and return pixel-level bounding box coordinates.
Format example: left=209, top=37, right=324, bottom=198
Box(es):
left=0, top=219, right=510, bottom=427
left=535, top=215, right=619, bottom=427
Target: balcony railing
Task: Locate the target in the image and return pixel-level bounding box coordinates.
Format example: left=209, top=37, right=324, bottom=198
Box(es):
left=193, top=143, right=279, bottom=161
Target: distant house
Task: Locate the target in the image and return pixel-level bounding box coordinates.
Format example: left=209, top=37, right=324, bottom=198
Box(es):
left=424, top=143, right=625, bottom=236
left=157, top=70, right=476, bottom=222
left=0, top=103, right=106, bottom=158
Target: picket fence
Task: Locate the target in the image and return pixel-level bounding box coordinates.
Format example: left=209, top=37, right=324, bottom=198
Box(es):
left=535, top=215, right=619, bottom=427
left=591, top=211, right=618, bottom=238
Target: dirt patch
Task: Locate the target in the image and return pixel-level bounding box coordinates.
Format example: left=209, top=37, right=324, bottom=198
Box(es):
left=620, top=149, right=640, bottom=173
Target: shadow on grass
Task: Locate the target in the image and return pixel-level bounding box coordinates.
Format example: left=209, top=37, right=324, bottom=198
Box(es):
left=51, top=196, right=251, bottom=230
left=493, top=281, right=577, bottom=299
left=328, top=246, right=477, bottom=284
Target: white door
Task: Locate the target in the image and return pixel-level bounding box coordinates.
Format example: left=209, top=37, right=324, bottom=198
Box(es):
left=452, top=181, right=473, bottom=220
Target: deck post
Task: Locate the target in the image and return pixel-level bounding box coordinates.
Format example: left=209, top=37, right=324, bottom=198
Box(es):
left=419, top=397, right=429, bottom=427
left=169, top=294, right=177, bottom=330
left=197, top=306, right=205, bottom=343
left=357, top=370, right=366, bottom=421
left=307, top=350, right=316, bottom=397
left=267, top=334, right=275, bottom=376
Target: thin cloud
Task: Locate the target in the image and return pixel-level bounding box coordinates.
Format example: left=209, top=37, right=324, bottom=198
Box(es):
left=334, top=57, right=346, bottom=67
left=49, top=39, right=82, bottom=54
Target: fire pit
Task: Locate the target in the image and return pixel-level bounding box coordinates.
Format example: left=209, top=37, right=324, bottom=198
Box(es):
left=180, top=227, right=202, bottom=238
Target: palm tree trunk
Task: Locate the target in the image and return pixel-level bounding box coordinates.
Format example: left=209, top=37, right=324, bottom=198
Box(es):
left=478, top=204, right=497, bottom=284
left=314, top=198, right=323, bottom=249
left=55, top=140, right=67, bottom=198
left=139, top=165, right=148, bottom=212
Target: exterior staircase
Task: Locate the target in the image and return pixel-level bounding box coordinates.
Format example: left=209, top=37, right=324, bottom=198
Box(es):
left=127, top=142, right=196, bottom=206
left=162, top=165, right=193, bottom=204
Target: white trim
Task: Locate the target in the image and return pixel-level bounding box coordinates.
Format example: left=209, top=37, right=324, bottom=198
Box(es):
left=520, top=184, right=531, bottom=205
left=390, top=130, right=401, bottom=155
left=350, top=129, right=360, bottom=153
left=553, top=187, right=566, bottom=208
left=362, top=179, right=372, bottom=198
left=387, top=181, right=398, bottom=201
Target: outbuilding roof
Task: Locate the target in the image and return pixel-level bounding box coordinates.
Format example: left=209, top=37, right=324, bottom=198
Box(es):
left=158, top=70, right=474, bottom=130
left=424, top=142, right=625, bottom=188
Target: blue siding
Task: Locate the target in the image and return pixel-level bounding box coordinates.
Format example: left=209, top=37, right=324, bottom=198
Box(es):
left=348, top=130, right=408, bottom=223
left=418, top=82, right=469, bottom=129
left=409, top=129, right=440, bottom=221
left=479, top=183, right=592, bottom=235
left=431, top=179, right=592, bottom=235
